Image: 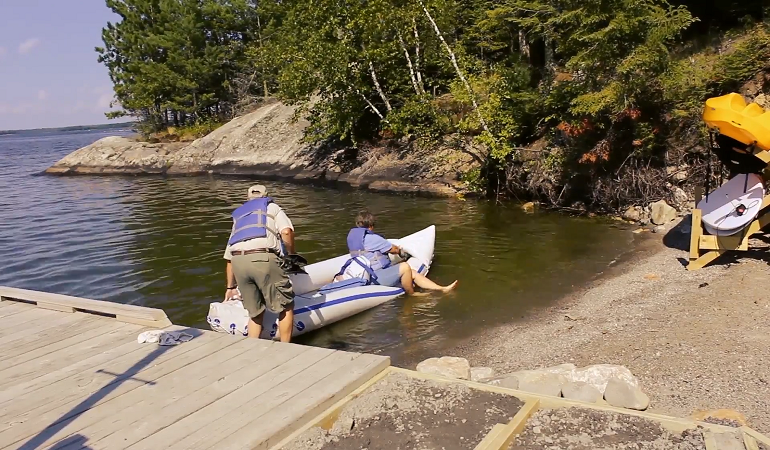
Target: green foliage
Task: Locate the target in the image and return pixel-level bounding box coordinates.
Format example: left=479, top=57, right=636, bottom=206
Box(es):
left=97, top=0, right=259, bottom=131
left=98, top=0, right=770, bottom=207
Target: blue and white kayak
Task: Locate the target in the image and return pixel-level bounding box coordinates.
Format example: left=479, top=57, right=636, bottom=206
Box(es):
left=261, top=225, right=436, bottom=340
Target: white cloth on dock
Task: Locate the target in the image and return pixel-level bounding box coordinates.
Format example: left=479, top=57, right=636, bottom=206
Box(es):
left=137, top=330, right=194, bottom=345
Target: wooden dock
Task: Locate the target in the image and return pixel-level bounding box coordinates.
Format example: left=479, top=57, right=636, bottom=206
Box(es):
left=0, top=286, right=390, bottom=450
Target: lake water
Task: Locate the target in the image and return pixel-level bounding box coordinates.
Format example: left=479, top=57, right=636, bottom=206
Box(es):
left=0, top=129, right=634, bottom=365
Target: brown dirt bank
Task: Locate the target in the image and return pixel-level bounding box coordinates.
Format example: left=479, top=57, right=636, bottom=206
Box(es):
left=447, top=218, right=770, bottom=434
left=44, top=102, right=481, bottom=198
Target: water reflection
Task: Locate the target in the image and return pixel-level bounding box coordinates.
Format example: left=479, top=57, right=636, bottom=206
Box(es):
left=0, top=130, right=633, bottom=365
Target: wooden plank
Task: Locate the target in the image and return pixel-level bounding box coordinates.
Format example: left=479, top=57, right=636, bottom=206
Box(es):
left=0, top=329, right=227, bottom=421
left=705, top=431, right=719, bottom=450
left=170, top=350, right=363, bottom=450
left=0, top=331, right=236, bottom=447
left=0, top=310, right=93, bottom=345
left=242, top=353, right=391, bottom=450
left=0, top=286, right=169, bottom=323
left=741, top=427, right=770, bottom=447
left=694, top=185, right=704, bottom=205
left=75, top=343, right=313, bottom=450
left=28, top=338, right=272, bottom=449
left=687, top=250, right=725, bottom=271
left=0, top=323, right=140, bottom=390
left=689, top=209, right=702, bottom=261
left=479, top=399, right=541, bottom=450
left=0, top=301, right=34, bottom=319
left=114, top=314, right=172, bottom=328
left=269, top=365, right=393, bottom=450
left=0, top=314, right=113, bottom=362
left=0, top=325, right=191, bottom=407
left=0, top=308, right=60, bottom=336
left=126, top=346, right=343, bottom=450
left=474, top=424, right=508, bottom=450
left=743, top=431, right=760, bottom=450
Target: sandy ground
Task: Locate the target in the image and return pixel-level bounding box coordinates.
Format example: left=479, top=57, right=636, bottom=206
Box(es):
left=450, top=217, right=770, bottom=435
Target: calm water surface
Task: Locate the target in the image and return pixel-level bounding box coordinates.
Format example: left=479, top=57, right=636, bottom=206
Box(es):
left=0, top=130, right=634, bottom=365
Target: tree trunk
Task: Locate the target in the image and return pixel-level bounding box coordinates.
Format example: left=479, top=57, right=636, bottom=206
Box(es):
left=396, top=29, right=422, bottom=95
left=257, top=15, right=269, bottom=99
left=368, top=60, right=392, bottom=112
left=412, top=18, right=425, bottom=94
left=518, top=30, right=530, bottom=60
left=417, top=0, right=490, bottom=134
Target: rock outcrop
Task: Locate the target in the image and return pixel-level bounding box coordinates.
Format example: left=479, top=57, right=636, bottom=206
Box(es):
left=416, top=356, right=472, bottom=380
left=46, top=101, right=481, bottom=197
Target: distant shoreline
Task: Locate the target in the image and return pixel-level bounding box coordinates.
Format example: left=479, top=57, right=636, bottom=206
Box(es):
left=0, top=121, right=135, bottom=135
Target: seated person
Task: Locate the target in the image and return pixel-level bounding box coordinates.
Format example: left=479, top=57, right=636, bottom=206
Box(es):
left=339, top=209, right=458, bottom=294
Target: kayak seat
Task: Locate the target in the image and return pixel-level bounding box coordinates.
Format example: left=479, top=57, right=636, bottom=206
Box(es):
left=703, top=93, right=770, bottom=150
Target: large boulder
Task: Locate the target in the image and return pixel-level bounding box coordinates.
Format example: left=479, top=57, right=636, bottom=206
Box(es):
left=650, top=200, right=677, bottom=225
left=416, top=356, right=471, bottom=380
left=561, top=381, right=602, bottom=403
left=470, top=367, right=496, bottom=382
left=570, top=364, right=639, bottom=395
left=603, top=377, right=650, bottom=410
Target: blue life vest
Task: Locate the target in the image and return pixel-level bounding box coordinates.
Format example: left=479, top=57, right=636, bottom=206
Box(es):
left=346, top=227, right=391, bottom=270
left=228, top=197, right=277, bottom=246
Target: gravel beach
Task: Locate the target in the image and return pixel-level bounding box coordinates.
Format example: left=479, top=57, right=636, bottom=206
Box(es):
left=450, top=217, right=770, bottom=434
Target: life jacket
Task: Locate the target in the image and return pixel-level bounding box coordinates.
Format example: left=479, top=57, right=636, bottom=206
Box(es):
left=228, top=197, right=278, bottom=246
left=333, top=227, right=390, bottom=285
left=346, top=227, right=391, bottom=270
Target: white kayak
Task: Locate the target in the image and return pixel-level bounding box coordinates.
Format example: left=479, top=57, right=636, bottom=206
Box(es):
left=260, top=225, right=436, bottom=340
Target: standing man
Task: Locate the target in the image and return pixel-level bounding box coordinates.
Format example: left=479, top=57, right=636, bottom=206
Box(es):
left=224, top=184, right=296, bottom=342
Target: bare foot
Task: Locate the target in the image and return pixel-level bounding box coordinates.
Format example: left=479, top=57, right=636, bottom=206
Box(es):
left=442, top=280, right=459, bottom=292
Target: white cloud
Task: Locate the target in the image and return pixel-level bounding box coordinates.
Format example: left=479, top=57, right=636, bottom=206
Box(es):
left=18, top=38, right=41, bottom=55
left=37, top=90, right=47, bottom=101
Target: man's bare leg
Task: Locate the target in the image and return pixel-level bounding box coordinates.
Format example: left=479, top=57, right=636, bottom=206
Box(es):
left=412, top=270, right=458, bottom=292
left=247, top=312, right=264, bottom=338
left=278, top=304, right=295, bottom=343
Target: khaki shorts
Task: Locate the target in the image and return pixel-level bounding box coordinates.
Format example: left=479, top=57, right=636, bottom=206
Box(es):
left=231, top=253, right=294, bottom=318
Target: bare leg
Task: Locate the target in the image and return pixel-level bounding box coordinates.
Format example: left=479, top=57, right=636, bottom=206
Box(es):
left=412, top=269, right=458, bottom=292
left=278, top=303, right=295, bottom=343
left=247, top=311, right=264, bottom=338
left=398, top=263, right=415, bottom=294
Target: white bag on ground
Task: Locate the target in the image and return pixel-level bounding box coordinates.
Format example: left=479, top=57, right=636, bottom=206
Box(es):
left=207, top=300, right=249, bottom=336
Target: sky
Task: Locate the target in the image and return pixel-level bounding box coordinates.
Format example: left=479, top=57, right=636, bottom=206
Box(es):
left=0, top=0, right=130, bottom=130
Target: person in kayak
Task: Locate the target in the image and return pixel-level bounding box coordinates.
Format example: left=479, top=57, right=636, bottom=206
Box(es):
left=343, top=209, right=458, bottom=294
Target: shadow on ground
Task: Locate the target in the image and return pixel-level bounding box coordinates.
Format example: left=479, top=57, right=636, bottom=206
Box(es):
left=16, top=327, right=204, bottom=450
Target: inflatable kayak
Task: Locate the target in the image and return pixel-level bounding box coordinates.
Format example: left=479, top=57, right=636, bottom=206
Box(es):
left=261, top=225, right=436, bottom=340
left=207, top=225, right=436, bottom=339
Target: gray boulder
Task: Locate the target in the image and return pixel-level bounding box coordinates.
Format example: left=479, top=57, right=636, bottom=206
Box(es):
left=603, top=377, right=650, bottom=410
left=470, top=367, right=496, bottom=382
left=416, top=356, right=471, bottom=380
left=561, top=381, right=602, bottom=403
left=650, top=200, right=677, bottom=225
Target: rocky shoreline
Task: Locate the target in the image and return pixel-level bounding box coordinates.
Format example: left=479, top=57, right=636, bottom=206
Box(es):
left=437, top=216, right=770, bottom=434
left=44, top=101, right=480, bottom=198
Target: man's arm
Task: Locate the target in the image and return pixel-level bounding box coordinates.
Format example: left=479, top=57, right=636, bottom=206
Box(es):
left=226, top=260, right=237, bottom=288
left=281, top=228, right=295, bottom=254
